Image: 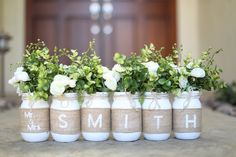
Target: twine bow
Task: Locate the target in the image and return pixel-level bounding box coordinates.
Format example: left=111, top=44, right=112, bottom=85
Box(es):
left=126, top=92, right=140, bottom=111
left=56, top=95, right=70, bottom=108
left=83, top=94, right=94, bottom=108
left=147, top=92, right=161, bottom=110
left=182, top=91, right=193, bottom=110
left=23, top=93, right=35, bottom=112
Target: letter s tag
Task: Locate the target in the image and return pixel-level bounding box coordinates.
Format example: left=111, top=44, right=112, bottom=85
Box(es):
left=58, top=114, right=68, bottom=129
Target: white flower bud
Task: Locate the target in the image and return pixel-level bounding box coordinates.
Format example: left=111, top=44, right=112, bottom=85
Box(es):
left=14, top=71, right=30, bottom=82
left=190, top=68, right=205, bottom=78
left=112, top=64, right=125, bottom=72
left=104, top=77, right=117, bottom=91
left=142, top=61, right=159, bottom=75
left=179, top=76, right=188, bottom=89
left=50, top=81, right=66, bottom=96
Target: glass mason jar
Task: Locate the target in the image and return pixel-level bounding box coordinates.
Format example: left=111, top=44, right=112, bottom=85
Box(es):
left=142, top=92, right=172, bottom=141
left=81, top=92, right=110, bottom=141
left=112, top=92, right=141, bottom=142
left=173, top=91, right=202, bottom=140
left=50, top=93, right=80, bottom=142
left=20, top=93, right=49, bottom=142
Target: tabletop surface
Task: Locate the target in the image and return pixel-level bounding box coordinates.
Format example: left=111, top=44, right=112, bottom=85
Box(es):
left=0, top=107, right=235, bottom=157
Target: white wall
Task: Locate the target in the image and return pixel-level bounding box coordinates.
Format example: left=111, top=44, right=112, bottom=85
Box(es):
left=0, top=0, right=3, bottom=94
left=177, top=0, right=200, bottom=59
left=0, top=0, right=3, bottom=30
left=198, top=0, right=236, bottom=83
left=2, top=0, right=25, bottom=95
left=177, top=0, right=236, bottom=83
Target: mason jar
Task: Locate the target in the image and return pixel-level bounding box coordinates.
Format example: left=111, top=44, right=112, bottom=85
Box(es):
left=173, top=91, right=201, bottom=140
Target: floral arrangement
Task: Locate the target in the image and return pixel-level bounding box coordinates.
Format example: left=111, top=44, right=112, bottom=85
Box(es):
left=50, top=70, right=77, bottom=96
left=171, top=47, right=225, bottom=94
left=52, top=40, right=112, bottom=95
left=140, top=44, right=179, bottom=93
left=111, top=52, right=148, bottom=94
left=9, top=39, right=225, bottom=99
left=9, top=40, right=59, bottom=100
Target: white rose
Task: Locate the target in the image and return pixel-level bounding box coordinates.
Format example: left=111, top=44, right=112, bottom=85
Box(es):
left=102, top=66, right=110, bottom=74
left=179, top=76, right=188, bottom=89
left=104, top=77, right=117, bottom=91
left=8, top=77, right=17, bottom=85
left=111, top=71, right=121, bottom=82
left=143, top=61, right=159, bottom=75
left=103, top=71, right=112, bottom=80
left=103, top=70, right=120, bottom=82
left=53, top=74, right=70, bottom=85
left=50, top=81, right=66, bottom=96
left=16, top=67, right=24, bottom=72
left=190, top=68, right=205, bottom=78
left=68, top=79, right=76, bottom=88
left=112, top=64, right=125, bottom=72
left=14, top=71, right=30, bottom=82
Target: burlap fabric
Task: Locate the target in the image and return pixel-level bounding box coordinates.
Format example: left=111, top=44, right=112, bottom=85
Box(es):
left=173, top=108, right=201, bottom=133
left=81, top=108, right=110, bottom=132
left=20, top=108, right=49, bottom=133
left=143, top=109, right=172, bottom=134
left=112, top=109, right=141, bottom=133
left=50, top=109, right=80, bottom=134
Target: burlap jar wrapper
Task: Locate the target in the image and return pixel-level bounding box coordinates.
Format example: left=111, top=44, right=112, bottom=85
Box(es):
left=20, top=108, right=49, bottom=133
left=50, top=109, right=80, bottom=134
left=81, top=108, right=110, bottom=132
left=173, top=108, right=201, bottom=133
left=143, top=109, right=172, bottom=134
left=112, top=109, right=141, bottom=133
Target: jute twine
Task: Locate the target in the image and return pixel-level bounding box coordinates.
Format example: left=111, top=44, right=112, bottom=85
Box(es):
left=173, top=108, right=201, bottom=133
left=147, top=92, right=161, bottom=110
left=20, top=108, right=49, bottom=133
left=50, top=109, right=80, bottom=134
left=81, top=108, right=110, bottom=132
left=112, top=109, right=141, bottom=133
left=143, top=109, right=172, bottom=134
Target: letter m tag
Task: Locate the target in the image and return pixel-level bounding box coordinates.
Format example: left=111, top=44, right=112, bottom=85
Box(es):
left=88, top=114, right=103, bottom=128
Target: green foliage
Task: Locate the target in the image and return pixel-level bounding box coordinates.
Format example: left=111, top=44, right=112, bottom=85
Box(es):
left=140, top=43, right=180, bottom=93
left=22, top=39, right=60, bottom=100
left=10, top=40, right=225, bottom=98
left=58, top=39, right=108, bottom=94
left=182, top=48, right=226, bottom=91
left=114, top=52, right=148, bottom=94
